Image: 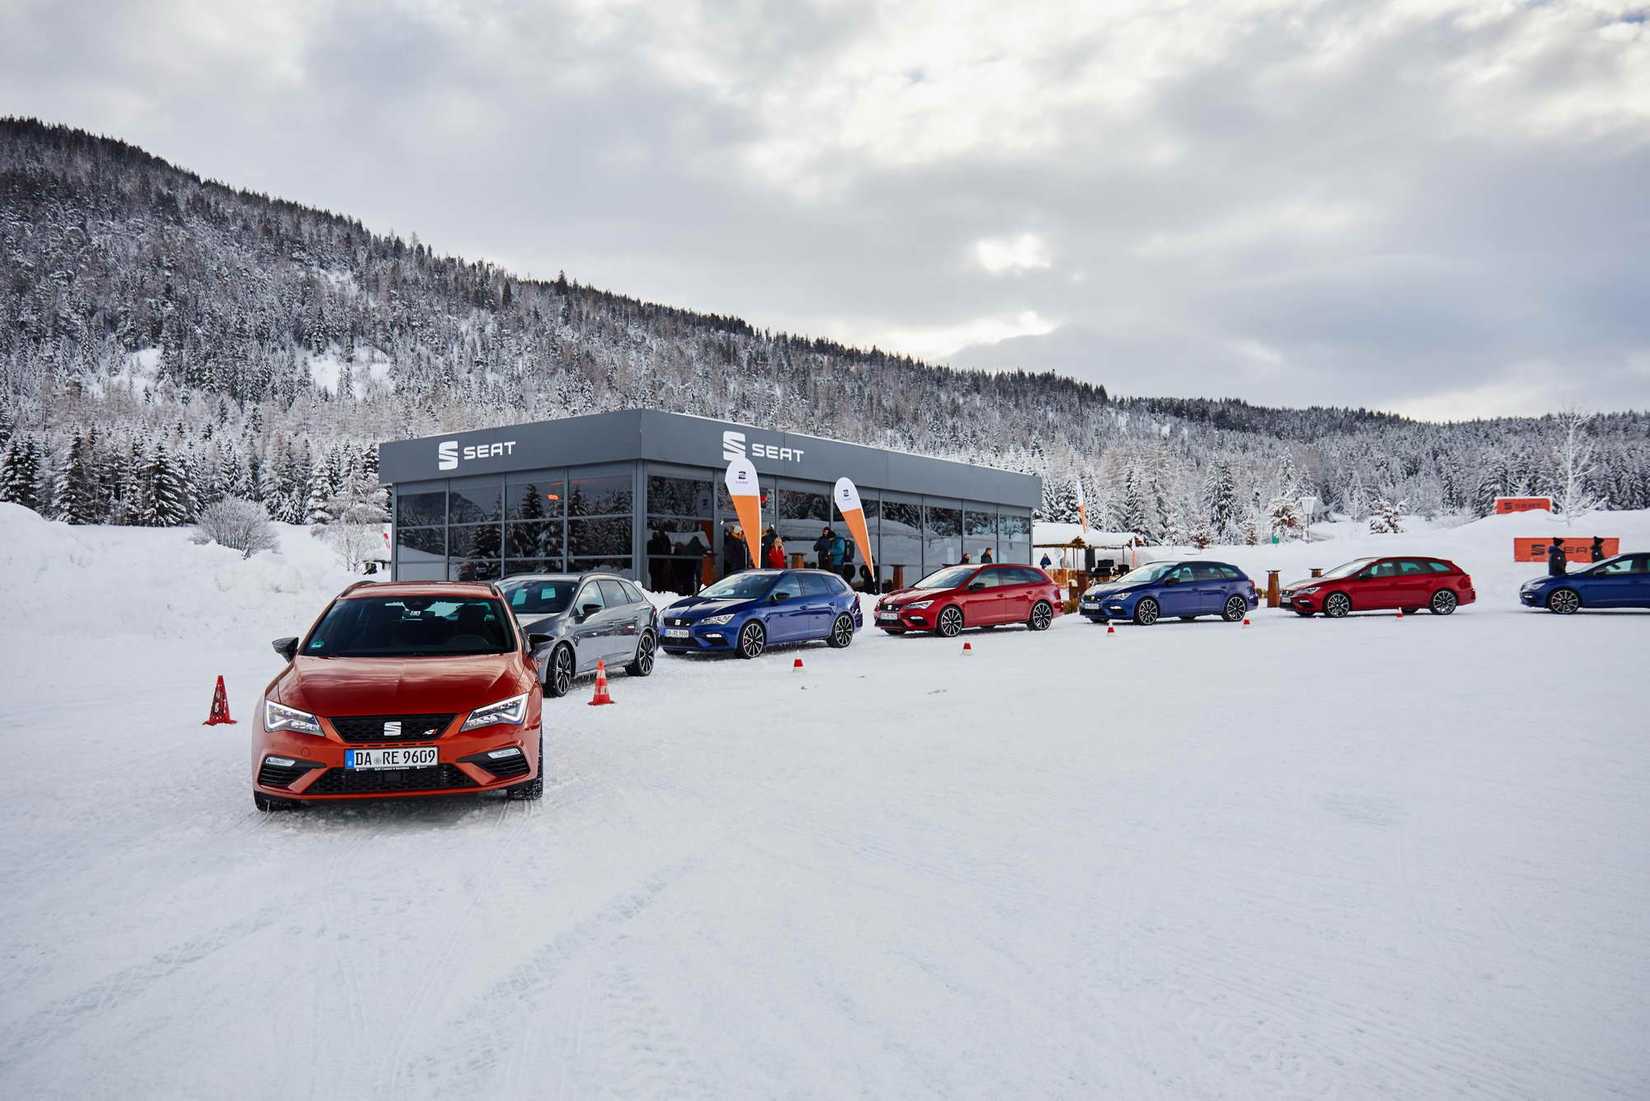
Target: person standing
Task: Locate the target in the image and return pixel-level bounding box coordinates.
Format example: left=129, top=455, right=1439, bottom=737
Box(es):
left=1547, top=537, right=1568, bottom=577
left=723, top=525, right=748, bottom=576
left=1592, top=535, right=1606, bottom=563
left=1039, top=552, right=1053, bottom=570
left=980, top=547, right=993, bottom=564
left=766, top=534, right=787, bottom=569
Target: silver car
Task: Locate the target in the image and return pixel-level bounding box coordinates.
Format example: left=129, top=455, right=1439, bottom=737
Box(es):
left=499, top=573, right=660, bottom=698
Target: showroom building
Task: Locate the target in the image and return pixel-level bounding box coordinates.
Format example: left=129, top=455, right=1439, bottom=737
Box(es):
left=377, top=410, right=1041, bottom=592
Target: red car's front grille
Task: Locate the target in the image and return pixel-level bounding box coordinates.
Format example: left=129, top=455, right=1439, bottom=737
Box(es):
left=328, top=714, right=455, bottom=744
left=304, top=765, right=478, bottom=795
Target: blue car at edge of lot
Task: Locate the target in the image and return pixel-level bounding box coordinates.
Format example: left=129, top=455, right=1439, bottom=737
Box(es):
left=1519, top=552, right=1650, bottom=613
left=1080, top=560, right=1259, bottom=626
left=660, top=568, right=863, bottom=658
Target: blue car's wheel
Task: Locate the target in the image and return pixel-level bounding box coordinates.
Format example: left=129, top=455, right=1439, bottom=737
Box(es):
left=1547, top=588, right=1581, bottom=615
left=826, top=613, right=854, bottom=648
left=1222, top=595, right=1247, bottom=622
left=1133, top=597, right=1160, bottom=626
left=737, top=620, right=767, bottom=658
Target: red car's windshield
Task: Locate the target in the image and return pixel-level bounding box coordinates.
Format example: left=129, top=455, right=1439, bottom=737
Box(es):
left=304, top=597, right=515, bottom=657
left=912, top=566, right=977, bottom=590
left=1320, top=558, right=1377, bottom=580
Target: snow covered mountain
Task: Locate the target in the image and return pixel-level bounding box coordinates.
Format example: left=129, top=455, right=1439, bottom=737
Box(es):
left=2, top=116, right=1647, bottom=538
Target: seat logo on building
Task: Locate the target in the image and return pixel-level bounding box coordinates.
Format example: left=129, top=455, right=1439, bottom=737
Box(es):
left=437, top=438, right=517, bottom=471
left=722, top=430, right=805, bottom=464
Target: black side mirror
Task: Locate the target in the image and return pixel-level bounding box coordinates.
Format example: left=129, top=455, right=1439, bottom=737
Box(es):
left=272, top=637, right=299, bottom=662
left=770, top=590, right=793, bottom=603
left=967, top=581, right=986, bottom=591
left=1162, top=575, right=1180, bottom=585
left=579, top=603, right=601, bottom=621
left=527, top=632, right=553, bottom=650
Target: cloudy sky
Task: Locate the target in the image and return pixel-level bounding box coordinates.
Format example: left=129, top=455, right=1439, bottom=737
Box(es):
left=4, top=0, right=1648, bottom=418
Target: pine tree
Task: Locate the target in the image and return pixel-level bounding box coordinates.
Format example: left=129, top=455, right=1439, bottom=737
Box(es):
left=1368, top=498, right=1407, bottom=534
left=0, top=437, right=44, bottom=512
left=54, top=433, right=103, bottom=524
left=138, top=443, right=193, bottom=526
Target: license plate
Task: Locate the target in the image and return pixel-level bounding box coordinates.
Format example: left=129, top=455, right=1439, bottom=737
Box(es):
left=876, top=612, right=899, bottom=621
left=663, top=627, right=691, bottom=639
left=346, top=747, right=438, bottom=770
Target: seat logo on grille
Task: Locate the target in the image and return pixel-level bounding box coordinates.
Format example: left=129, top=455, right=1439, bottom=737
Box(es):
left=384, top=720, right=403, bottom=737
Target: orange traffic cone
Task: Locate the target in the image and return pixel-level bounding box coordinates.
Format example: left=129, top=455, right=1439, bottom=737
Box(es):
left=1106, top=625, right=1116, bottom=635
left=589, top=660, right=614, bottom=706
left=1395, top=610, right=1404, bottom=620
left=962, top=641, right=973, bottom=654
left=793, top=657, right=804, bottom=670
left=1242, top=617, right=1252, bottom=627
left=203, top=675, right=236, bottom=725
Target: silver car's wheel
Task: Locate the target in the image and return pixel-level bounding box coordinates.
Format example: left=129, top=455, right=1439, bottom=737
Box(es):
left=936, top=605, right=964, bottom=637
left=825, top=613, right=854, bottom=648
left=625, top=631, right=656, bottom=676
left=738, top=620, right=766, bottom=658
left=1324, top=592, right=1352, bottom=618
left=1429, top=590, right=1457, bottom=616
left=546, top=644, right=575, bottom=697
left=1028, top=600, right=1053, bottom=631
left=1223, top=595, right=1247, bottom=622
left=1547, top=588, right=1581, bottom=615
left=1133, top=598, right=1159, bottom=626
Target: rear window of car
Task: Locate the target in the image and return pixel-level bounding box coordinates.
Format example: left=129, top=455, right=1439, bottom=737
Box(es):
left=598, top=579, right=631, bottom=606
left=1010, top=567, right=1047, bottom=584
left=1426, top=561, right=1452, bottom=573
left=1217, top=565, right=1243, bottom=580
left=620, top=580, right=648, bottom=602
left=1399, top=560, right=1429, bottom=575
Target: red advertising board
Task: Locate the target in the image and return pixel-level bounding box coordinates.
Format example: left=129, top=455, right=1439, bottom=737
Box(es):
left=1494, top=496, right=1553, bottom=515
left=1513, top=537, right=1618, bottom=563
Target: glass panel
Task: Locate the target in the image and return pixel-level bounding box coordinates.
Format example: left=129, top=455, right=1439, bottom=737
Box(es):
left=879, top=499, right=922, bottom=590
left=507, top=474, right=564, bottom=520
left=506, top=520, right=564, bottom=559
left=448, top=558, right=501, bottom=581
left=504, top=558, right=565, bottom=577
left=598, top=579, right=631, bottom=606
left=924, top=501, right=963, bottom=570
left=776, top=483, right=832, bottom=563
left=648, top=475, right=714, bottom=518
left=715, top=476, right=773, bottom=521
left=568, top=516, right=631, bottom=557
left=569, top=556, right=634, bottom=578
left=396, top=484, right=446, bottom=527
left=999, top=510, right=1032, bottom=564
left=450, top=523, right=502, bottom=564
left=395, top=525, right=445, bottom=566
left=448, top=478, right=502, bottom=525
left=396, top=561, right=445, bottom=582
left=964, top=507, right=997, bottom=563
left=569, top=472, right=632, bottom=517
left=645, top=517, right=715, bottom=594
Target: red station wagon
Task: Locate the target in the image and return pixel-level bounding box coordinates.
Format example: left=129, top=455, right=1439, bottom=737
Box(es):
left=875, top=563, right=1063, bottom=636
left=1282, top=556, right=1476, bottom=618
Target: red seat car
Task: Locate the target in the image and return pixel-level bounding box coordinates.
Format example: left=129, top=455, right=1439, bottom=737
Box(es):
left=251, top=581, right=544, bottom=811
left=1282, top=556, right=1476, bottom=618
left=875, top=563, right=1062, bottom=636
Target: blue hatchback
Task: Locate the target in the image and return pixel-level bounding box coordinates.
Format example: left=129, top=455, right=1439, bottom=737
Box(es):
left=1520, top=553, right=1650, bottom=613
left=660, top=569, right=863, bottom=658
left=1080, top=559, right=1259, bottom=626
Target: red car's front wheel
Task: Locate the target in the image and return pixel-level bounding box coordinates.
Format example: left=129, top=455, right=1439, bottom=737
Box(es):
left=935, top=606, right=964, bottom=637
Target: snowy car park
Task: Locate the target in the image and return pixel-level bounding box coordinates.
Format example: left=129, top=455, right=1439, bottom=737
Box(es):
left=1, top=503, right=1648, bottom=1097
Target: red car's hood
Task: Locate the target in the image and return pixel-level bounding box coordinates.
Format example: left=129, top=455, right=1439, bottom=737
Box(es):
left=279, top=655, right=521, bottom=717
left=879, top=587, right=953, bottom=608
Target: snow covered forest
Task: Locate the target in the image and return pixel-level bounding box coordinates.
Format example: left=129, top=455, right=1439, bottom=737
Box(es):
left=3, top=117, right=1648, bottom=542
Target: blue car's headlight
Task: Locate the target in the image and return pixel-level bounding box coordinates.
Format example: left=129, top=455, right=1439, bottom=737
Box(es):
left=701, top=613, right=736, bottom=626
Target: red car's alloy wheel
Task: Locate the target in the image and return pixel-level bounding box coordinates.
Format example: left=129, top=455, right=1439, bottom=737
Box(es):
left=1028, top=601, right=1053, bottom=631
left=936, top=606, right=964, bottom=637
left=1430, top=590, right=1457, bottom=615
left=1324, top=592, right=1351, bottom=618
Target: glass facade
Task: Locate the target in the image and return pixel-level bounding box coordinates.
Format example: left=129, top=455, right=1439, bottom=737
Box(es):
left=393, top=461, right=1034, bottom=590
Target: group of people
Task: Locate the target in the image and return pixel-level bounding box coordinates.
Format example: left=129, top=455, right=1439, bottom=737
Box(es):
left=716, top=523, right=884, bottom=592
left=1547, top=535, right=1608, bottom=576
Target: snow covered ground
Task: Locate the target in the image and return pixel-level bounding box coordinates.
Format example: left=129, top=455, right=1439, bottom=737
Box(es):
left=2, top=504, right=1648, bottom=1098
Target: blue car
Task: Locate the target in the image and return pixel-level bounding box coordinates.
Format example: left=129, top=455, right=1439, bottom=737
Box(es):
left=1080, top=559, right=1258, bottom=626
left=1520, top=552, right=1650, bottom=613
left=660, top=569, right=863, bottom=658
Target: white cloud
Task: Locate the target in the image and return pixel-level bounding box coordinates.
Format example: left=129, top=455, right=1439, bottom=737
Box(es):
left=883, top=311, right=1057, bottom=361
left=974, top=233, right=1052, bottom=275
